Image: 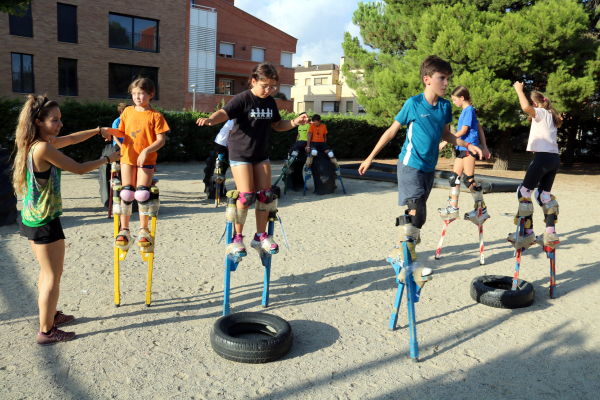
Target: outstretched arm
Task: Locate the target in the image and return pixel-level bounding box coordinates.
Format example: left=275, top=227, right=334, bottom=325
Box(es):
left=49, top=127, right=109, bottom=149
left=513, top=81, right=536, bottom=118
left=39, top=142, right=121, bottom=175
left=358, top=120, right=402, bottom=174
left=196, top=109, right=229, bottom=126
left=272, top=113, right=309, bottom=132
left=441, top=124, right=483, bottom=160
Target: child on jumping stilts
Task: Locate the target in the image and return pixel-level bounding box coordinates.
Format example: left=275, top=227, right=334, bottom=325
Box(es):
left=197, top=63, right=309, bottom=255
left=359, top=56, right=483, bottom=268
left=509, top=82, right=562, bottom=249
left=438, top=86, right=491, bottom=221
left=305, top=114, right=339, bottom=174
left=104, top=78, right=169, bottom=248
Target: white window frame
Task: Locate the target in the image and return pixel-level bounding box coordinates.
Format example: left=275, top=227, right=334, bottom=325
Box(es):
left=219, top=42, right=234, bottom=58
left=251, top=47, right=265, bottom=62
left=280, top=51, right=293, bottom=68
left=278, top=84, right=292, bottom=100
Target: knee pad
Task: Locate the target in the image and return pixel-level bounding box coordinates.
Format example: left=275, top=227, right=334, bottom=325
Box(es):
left=120, top=185, right=135, bottom=204
left=535, top=189, right=558, bottom=224
left=238, top=191, right=256, bottom=206
left=463, top=174, right=476, bottom=189
left=448, top=172, right=460, bottom=187
left=518, top=184, right=533, bottom=200
left=135, top=186, right=150, bottom=203
left=406, top=199, right=426, bottom=229
left=395, top=213, right=421, bottom=246
left=311, top=149, right=318, bottom=156
left=327, top=151, right=334, bottom=158
left=256, top=188, right=277, bottom=212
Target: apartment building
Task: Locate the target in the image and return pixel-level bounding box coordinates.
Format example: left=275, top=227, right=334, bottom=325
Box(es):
left=186, top=0, right=296, bottom=112
left=1, top=0, right=187, bottom=109
left=1, top=0, right=296, bottom=112
left=291, top=57, right=364, bottom=116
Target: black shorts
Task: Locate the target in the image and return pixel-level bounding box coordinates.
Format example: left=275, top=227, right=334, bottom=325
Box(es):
left=454, top=148, right=476, bottom=159
left=19, top=216, right=66, bottom=244
left=311, top=142, right=330, bottom=153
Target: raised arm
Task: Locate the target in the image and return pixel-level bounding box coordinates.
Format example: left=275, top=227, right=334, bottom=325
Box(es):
left=358, top=120, right=402, bottom=174
left=39, top=142, right=121, bottom=175
left=48, top=127, right=108, bottom=149
left=513, top=81, right=536, bottom=119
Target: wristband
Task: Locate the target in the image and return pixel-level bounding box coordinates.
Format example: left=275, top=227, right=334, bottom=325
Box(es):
left=104, top=156, right=110, bottom=164
left=97, top=126, right=101, bottom=135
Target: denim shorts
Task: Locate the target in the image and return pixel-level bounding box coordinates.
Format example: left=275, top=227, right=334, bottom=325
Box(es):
left=230, top=159, right=269, bottom=168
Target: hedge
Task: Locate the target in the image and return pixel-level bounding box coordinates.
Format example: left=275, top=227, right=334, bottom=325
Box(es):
left=0, top=97, right=405, bottom=162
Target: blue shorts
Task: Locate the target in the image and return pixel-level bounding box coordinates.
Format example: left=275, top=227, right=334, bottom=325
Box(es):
left=230, top=159, right=269, bottom=168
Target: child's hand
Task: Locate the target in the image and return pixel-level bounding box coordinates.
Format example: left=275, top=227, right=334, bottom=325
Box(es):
left=513, top=81, right=524, bottom=92
left=108, top=151, right=121, bottom=163
left=137, top=150, right=148, bottom=168
left=196, top=117, right=214, bottom=126
left=439, top=141, right=448, bottom=152
left=482, top=147, right=491, bottom=160
left=358, top=159, right=372, bottom=175
left=100, top=127, right=111, bottom=142
left=468, top=144, right=484, bottom=160
left=297, top=114, right=309, bottom=125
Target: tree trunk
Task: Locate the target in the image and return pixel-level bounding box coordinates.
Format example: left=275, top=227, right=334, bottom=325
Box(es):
left=493, top=128, right=511, bottom=170
left=563, top=115, right=579, bottom=168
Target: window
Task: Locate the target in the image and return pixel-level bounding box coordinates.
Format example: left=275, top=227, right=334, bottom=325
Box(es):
left=57, top=3, right=77, bottom=43
left=9, top=3, right=33, bottom=37
left=219, top=42, right=234, bottom=58
left=297, top=102, right=305, bottom=113
left=109, top=63, right=159, bottom=99
left=346, top=101, right=353, bottom=113
left=314, top=77, right=327, bottom=85
left=322, top=101, right=339, bottom=113
left=109, top=13, right=158, bottom=53
left=251, top=47, right=264, bottom=62
left=278, top=85, right=291, bottom=100
left=358, top=105, right=366, bottom=113
left=280, top=52, right=292, bottom=68
left=305, top=78, right=311, bottom=86
left=11, top=53, right=34, bottom=93
left=58, top=58, right=77, bottom=96
left=304, top=101, right=314, bottom=112
left=218, top=79, right=233, bottom=95
left=294, top=79, right=298, bottom=86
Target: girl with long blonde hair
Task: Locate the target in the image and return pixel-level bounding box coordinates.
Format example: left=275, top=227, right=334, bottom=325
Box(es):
left=14, top=95, right=119, bottom=345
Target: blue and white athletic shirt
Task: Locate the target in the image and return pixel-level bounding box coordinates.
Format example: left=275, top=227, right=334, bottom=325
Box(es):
left=456, top=105, right=479, bottom=151
left=395, top=93, right=453, bottom=172
left=112, top=117, right=124, bottom=146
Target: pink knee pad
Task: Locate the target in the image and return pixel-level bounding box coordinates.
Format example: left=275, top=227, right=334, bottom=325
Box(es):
left=256, top=188, right=274, bottom=204
left=120, top=187, right=135, bottom=203
left=519, top=186, right=533, bottom=199
left=135, top=188, right=150, bottom=202
left=539, top=190, right=553, bottom=204
left=238, top=191, right=256, bottom=206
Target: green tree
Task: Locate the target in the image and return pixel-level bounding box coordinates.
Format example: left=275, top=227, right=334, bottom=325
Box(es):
left=0, top=0, right=33, bottom=15
left=343, top=0, right=600, bottom=169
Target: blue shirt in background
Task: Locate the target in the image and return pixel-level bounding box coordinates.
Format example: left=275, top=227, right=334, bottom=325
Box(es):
left=456, top=105, right=479, bottom=151
left=112, top=117, right=124, bottom=146
left=395, top=93, right=453, bottom=172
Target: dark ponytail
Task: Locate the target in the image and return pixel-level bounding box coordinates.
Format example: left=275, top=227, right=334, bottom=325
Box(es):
left=451, top=85, right=477, bottom=114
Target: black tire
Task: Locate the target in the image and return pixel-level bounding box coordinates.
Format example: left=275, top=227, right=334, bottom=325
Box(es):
left=311, top=152, right=337, bottom=195
left=470, top=275, right=535, bottom=309
left=210, top=312, right=293, bottom=364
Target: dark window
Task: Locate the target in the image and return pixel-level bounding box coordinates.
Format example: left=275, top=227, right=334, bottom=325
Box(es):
left=11, top=53, right=34, bottom=93
left=58, top=58, right=77, bottom=96
left=109, top=63, right=159, bottom=100
left=109, top=13, right=159, bottom=53
left=57, top=3, right=77, bottom=43
left=322, top=101, right=339, bottom=113
left=9, top=4, right=33, bottom=37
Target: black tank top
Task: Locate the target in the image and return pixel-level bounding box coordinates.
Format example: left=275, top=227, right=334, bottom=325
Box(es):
left=33, top=168, right=51, bottom=180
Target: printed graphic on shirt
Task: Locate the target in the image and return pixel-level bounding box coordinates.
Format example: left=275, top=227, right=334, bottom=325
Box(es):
left=249, top=108, right=274, bottom=119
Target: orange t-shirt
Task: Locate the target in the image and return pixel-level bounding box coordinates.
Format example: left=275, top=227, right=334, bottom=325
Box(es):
left=308, top=123, right=328, bottom=143
left=118, top=106, right=170, bottom=165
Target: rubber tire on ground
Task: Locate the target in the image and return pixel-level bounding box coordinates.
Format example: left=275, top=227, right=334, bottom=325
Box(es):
left=470, top=275, right=535, bottom=309
left=210, top=312, right=293, bottom=364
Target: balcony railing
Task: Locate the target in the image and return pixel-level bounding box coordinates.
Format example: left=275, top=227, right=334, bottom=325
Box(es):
left=12, top=72, right=34, bottom=93
left=109, top=31, right=159, bottom=53
left=9, top=17, right=33, bottom=37
left=58, top=22, right=78, bottom=43
left=59, top=75, right=78, bottom=96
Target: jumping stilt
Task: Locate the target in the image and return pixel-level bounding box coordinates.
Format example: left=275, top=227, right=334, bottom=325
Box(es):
left=547, top=247, right=557, bottom=299
left=434, top=218, right=457, bottom=260
left=274, top=151, right=297, bottom=189
left=303, top=164, right=311, bottom=196
left=214, top=153, right=226, bottom=207
left=222, top=219, right=243, bottom=316
left=512, top=217, right=525, bottom=290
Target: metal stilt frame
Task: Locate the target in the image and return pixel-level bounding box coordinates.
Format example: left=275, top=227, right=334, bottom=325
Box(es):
left=214, top=153, right=226, bottom=207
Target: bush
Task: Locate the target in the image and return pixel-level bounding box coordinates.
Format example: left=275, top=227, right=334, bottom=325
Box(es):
left=0, top=98, right=404, bottom=162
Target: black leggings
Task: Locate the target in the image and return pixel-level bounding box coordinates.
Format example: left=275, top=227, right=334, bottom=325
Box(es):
left=520, top=152, right=561, bottom=228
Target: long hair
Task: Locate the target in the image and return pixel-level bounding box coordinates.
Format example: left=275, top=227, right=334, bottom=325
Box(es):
left=528, top=91, right=563, bottom=128
left=12, top=95, right=59, bottom=195
left=247, top=63, right=279, bottom=89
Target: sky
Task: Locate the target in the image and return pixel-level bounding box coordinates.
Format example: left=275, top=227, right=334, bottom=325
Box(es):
left=234, top=0, right=363, bottom=66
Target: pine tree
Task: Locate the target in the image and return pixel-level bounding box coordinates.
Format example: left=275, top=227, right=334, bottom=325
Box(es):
left=343, top=0, right=600, bottom=169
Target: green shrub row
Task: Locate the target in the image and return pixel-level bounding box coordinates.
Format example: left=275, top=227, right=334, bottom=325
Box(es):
left=0, top=98, right=404, bottom=163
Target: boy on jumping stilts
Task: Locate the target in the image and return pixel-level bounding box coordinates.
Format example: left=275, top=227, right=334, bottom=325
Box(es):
left=359, top=56, right=483, bottom=267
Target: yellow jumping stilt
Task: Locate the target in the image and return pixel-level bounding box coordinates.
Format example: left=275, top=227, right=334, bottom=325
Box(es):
left=142, top=214, right=157, bottom=306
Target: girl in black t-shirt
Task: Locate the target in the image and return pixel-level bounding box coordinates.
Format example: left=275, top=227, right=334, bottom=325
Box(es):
left=197, top=63, right=309, bottom=256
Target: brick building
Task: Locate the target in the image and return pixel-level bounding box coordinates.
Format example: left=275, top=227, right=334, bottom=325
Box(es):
left=185, top=0, right=296, bottom=112
left=1, top=0, right=296, bottom=112
left=0, top=0, right=187, bottom=110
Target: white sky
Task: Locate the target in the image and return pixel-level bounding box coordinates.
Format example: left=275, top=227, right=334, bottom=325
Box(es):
left=234, top=0, right=362, bottom=66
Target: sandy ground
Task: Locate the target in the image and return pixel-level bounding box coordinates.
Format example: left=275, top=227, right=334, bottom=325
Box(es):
left=0, top=159, right=599, bottom=400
